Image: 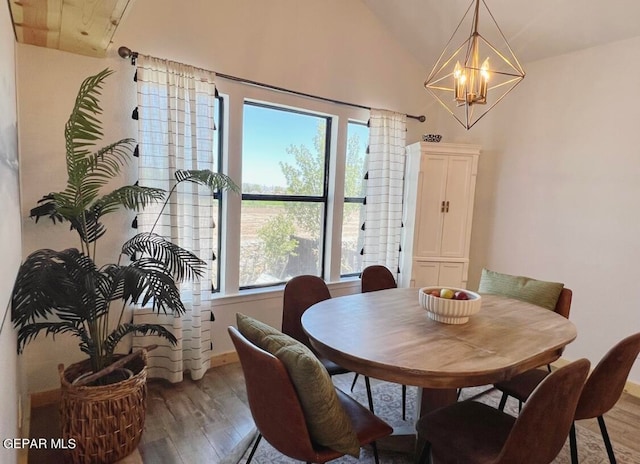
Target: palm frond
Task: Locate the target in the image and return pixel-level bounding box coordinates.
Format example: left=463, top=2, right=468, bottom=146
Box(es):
left=85, top=138, right=136, bottom=174
left=174, top=169, right=240, bottom=194
left=68, top=209, right=107, bottom=244
left=120, top=232, right=205, bottom=281
left=115, top=258, right=186, bottom=315
left=16, top=321, right=86, bottom=354
left=65, top=68, right=114, bottom=181
left=12, top=248, right=90, bottom=327
left=76, top=138, right=137, bottom=204
left=30, top=194, right=68, bottom=224
left=103, top=323, right=177, bottom=361
left=95, top=185, right=166, bottom=216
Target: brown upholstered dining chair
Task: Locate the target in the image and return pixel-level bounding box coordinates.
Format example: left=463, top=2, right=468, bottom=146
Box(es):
left=228, top=326, right=393, bottom=464
left=361, top=265, right=398, bottom=293
left=493, top=287, right=573, bottom=409
left=416, top=358, right=590, bottom=464
left=495, top=332, right=640, bottom=464
left=283, top=275, right=374, bottom=411
left=358, top=265, right=408, bottom=419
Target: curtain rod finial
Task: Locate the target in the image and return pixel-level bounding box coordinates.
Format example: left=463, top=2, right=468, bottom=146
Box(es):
left=118, top=46, right=132, bottom=59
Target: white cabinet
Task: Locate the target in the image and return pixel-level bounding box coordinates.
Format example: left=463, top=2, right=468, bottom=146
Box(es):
left=400, top=142, right=480, bottom=289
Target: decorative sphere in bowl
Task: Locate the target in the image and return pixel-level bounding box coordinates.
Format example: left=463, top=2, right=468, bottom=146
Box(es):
left=418, top=287, right=482, bottom=324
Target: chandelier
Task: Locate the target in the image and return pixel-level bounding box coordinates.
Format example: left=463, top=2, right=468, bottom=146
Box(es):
left=424, top=0, right=525, bottom=130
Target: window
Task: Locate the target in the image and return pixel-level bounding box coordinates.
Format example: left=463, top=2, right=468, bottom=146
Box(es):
left=239, top=102, right=330, bottom=288
left=341, top=121, right=368, bottom=276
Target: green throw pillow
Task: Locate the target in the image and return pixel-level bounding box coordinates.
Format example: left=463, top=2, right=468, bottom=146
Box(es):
left=236, top=313, right=361, bottom=458
left=478, top=268, right=564, bottom=311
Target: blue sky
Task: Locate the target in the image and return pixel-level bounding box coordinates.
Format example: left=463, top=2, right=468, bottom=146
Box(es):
left=241, top=104, right=368, bottom=189
left=242, top=104, right=323, bottom=188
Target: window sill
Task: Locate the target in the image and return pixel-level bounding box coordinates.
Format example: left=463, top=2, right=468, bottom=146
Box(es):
left=210, top=276, right=361, bottom=307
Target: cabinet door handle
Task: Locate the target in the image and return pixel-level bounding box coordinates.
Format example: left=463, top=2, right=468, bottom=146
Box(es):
left=441, top=201, right=445, bottom=213
left=445, top=201, right=450, bottom=212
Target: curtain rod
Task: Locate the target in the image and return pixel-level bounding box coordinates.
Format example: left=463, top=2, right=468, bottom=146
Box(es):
left=118, top=46, right=426, bottom=123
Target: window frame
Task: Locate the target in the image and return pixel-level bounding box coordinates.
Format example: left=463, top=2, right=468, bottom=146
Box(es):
left=239, top=100, right=333, bottom=290
left=211, top=95, right=224, bottom=292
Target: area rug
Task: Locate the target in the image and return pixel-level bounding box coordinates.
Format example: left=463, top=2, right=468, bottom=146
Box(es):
left=238, top=373, right=640, bottom=463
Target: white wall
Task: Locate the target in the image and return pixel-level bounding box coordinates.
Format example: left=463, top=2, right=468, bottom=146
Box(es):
left=0, top=0, right=21, bottom=462
left=16, top=0, right=431, bottom=392
left=438, top=37, right=640, bottom=383
left=112, top=0, right=430, bottom=128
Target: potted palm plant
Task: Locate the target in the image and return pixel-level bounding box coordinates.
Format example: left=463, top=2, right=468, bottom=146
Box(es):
left=11, top=68, right=238, bottom=463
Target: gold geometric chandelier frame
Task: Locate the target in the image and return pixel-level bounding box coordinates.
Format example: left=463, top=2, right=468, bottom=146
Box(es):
left=425, top=0, right=525, bottom=130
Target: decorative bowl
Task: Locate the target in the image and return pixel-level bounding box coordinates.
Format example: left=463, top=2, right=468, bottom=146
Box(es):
left=418, top=287, right=482, bottom=324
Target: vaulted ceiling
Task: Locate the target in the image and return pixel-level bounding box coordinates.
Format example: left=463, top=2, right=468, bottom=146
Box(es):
left=362, top=0, right=640, bottom=68
left=8, top=0, right=640, bottom=65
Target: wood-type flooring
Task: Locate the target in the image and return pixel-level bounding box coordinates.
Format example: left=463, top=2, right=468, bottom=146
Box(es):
left=28, top=362, right=640, bottom=463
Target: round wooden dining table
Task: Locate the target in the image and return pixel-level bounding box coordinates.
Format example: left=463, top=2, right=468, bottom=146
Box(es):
left=302, top=287, right=577, bottom=415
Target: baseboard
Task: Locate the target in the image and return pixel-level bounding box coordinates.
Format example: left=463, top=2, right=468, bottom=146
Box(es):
left=210, top=350, right=239, bottom=368
left=29, top=351, right=240, bottom=409
left=552, top=358, right=640, bottom=398
left=30, top=388, right=61, bottom=409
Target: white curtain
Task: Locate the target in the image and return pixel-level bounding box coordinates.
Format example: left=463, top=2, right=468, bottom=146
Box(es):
left=362, top=110, right=407, bottom=276
left=133, top=55, right=217, bottom=382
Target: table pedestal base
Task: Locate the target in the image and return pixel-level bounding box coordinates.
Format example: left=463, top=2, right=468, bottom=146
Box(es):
left=376, top=387, right=459, bottom=461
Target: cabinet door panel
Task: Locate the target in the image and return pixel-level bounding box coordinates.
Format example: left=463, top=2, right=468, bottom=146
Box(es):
left=438, top=262, right=464, bottom=288
left=440, top=156, right=473, bottom=258
left=411, top=261, right=440, bottom=288
left=414, top=156, right=448, bottom=257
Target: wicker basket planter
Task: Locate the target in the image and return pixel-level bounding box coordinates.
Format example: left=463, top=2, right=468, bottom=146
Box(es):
left=58, top=351, right=148, bottom=464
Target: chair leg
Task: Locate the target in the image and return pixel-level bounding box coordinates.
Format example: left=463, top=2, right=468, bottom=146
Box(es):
left=498, top=392, right=508, bottom=411
left=365, top=376, right=375, bottom=413
left=402, top=384, right=407, bottom=420
left=416, top=440, right=431, bottom=464
left=371, top=441, right=380, bottom=464
left=350, top=373, right=359, bottom=392
left=569, top=422, right=578, bottom=464
left=597, top=415, right=617, bottom=464
left=246, top=433, right=262, bottom=464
